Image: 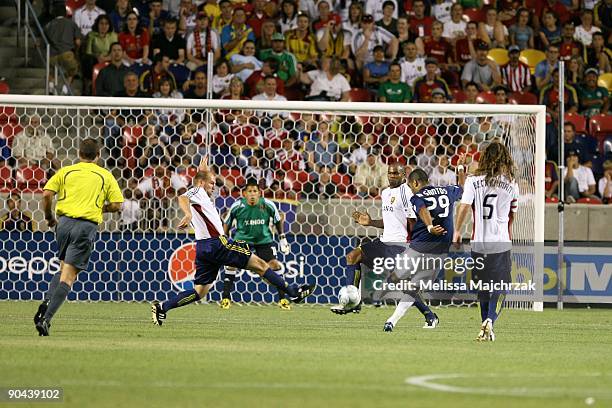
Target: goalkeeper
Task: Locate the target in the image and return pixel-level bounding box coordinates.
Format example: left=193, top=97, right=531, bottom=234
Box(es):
left=222, top=179, right=291, bottom=310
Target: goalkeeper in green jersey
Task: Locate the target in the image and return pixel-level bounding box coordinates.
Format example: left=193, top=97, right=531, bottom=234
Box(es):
left=222, top=179, right=291, bottom=309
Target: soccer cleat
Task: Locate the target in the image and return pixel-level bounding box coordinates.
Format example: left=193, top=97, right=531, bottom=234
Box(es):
left=34, top=300, right=49, bottom=325
left=290, top=283, right=316, bottom=303
left=35, top=318, right=50, bottom=336
left=151, top=301, right=166, bottom=326
left=383, top=322, right=394, bottom=332
left=220, top=298, right=231, bottom=310
left=423, top=313, right=439, bottom=329
left=330, top=301, right=362, bottom=315
left=278, top=298, right=291, bottom=310
left=477, top=318, right=494, bottom=342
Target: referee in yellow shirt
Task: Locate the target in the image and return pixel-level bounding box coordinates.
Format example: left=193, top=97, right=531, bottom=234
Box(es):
left=34, top=139, right=124, bottom=336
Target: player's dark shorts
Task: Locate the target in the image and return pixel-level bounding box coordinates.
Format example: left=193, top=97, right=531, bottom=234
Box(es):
left=471, top=250, right=512, bottom=286
left=252, top=243, right=277, bottom=263
left=55, top=216, right=98, bottom=271
left=194, top=236, right=252, bottom=285
left=360, top=238, right=408, bottom=270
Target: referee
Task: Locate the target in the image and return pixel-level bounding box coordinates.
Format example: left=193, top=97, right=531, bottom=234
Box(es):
left=34, top=139, right=124, bottom=336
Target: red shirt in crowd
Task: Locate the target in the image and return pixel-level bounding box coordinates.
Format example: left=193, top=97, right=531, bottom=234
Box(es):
left=424, top=37, right=452, bottom=64
left=118, top=30, right=150, bottom=60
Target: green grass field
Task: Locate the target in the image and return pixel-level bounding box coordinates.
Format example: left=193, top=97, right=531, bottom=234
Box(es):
left=1, top=302, right=612, bottom=408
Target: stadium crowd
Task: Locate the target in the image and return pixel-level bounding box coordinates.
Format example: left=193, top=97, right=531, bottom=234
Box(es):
left=1, top=0, right=612, bottom=231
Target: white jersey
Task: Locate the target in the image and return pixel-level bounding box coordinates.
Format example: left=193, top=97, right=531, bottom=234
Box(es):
left=184, top=187, right=224, bottom=240
left=380, top=183, right=416, bottom=242
left=460, top=175, right=518, bottom=252
left=399, top=57, right=426, bottom=87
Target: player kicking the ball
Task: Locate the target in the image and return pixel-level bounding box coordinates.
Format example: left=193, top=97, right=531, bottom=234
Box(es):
left=222, top=179, right=291, bottom=310
left=454, top=142, right=518, bottom=342
left=151, top=159, right=315, bottom=326
left=331, top=163, right=438, bottom=329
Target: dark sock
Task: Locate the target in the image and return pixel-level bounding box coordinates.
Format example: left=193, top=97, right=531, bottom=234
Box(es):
left=412, top=292, right=435, bottom=320
left=487, top=292, right=505, bottom=323
left=222, top=272, right=236, bottom=300
left=162, top=289, right=201, bottom=313
left=43, top=282, right=71, bottom=322
left=44, top=273, right=61, bottom=302
left=478, top=291, right=490, bottom=322
left=263, top=269, right=296, bottom=297
left=345, top=263, right=361, bottom=287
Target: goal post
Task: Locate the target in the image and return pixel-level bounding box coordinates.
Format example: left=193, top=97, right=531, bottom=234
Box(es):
left=0, top=95, right=546, bottom=309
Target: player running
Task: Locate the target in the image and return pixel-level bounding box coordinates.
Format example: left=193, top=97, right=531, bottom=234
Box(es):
left=331, top=163, right=438, bottom=328
left=453, top=142, right=518, bottom=342
left=382, top=165, right=465, bottom=332
left=222, top=179, right=291, bottom=310
left=151, top=159, right=315, bottom=326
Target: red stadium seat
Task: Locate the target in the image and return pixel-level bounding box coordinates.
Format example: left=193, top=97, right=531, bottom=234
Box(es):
left=463, top=8, right=487, bottom=22
left=564, top=113, right=587, bottom=134
left=545, top=196, right=559, bottom=203
left=65, top=0, right=85, bottom=17
left=347, top=88, right=372, bottom=102
left=0, top=81, right=9, bottom=94
left=452, top=89, right=466, bottom=103
left=508, top=91, right=538, bottom=105
left=576, top=197, right=603, bottom=204
left=0, top=165, right=13, bottom=192
left=92, top=62, right=110, bottom=96
left=16, top=165, right=47, bottom=192
left=476, top=91, right=496, bottom=104
left=331, top=173, right=351, bottom=193
left=589, top=114, right=612, bottom=151
left=0, top=106, right=17, bottom=125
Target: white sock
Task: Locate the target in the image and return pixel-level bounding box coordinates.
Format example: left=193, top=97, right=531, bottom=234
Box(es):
left=386, top=301, right=414, bottom=326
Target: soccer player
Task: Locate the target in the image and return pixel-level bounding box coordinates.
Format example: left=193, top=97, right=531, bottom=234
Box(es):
left=222, top=179, right=291, bottom=310
left=383, top=164, right=465, bottom=332
left=34, top=139, right=124, bottom=336
left=331, top=163, right=437, bottom=328
left=453, top=142, right=518, bottom=342
left=151, top=159, right=315, bottom=325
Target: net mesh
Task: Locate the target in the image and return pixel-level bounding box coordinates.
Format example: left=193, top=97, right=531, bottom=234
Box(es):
left=0, top=98, right=541, bottom=306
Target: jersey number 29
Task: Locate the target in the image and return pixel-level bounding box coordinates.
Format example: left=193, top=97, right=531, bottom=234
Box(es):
left=421, top=195, right=450, bottom=218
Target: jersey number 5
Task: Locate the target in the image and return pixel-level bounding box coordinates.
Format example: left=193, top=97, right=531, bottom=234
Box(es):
left=483, top=194, right=497, bottom=220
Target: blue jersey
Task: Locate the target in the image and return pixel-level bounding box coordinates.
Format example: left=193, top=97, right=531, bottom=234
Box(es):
left=410, top=185, right=463, bottom=253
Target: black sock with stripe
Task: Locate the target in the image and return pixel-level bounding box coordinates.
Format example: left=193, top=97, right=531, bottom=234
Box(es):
left=263, top=269, right=297, bottom=297
left=162, top=289, right=201, bottom=313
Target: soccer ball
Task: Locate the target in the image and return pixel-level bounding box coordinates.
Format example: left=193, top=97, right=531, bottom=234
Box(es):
left=338, top=285, right=361, bottom=308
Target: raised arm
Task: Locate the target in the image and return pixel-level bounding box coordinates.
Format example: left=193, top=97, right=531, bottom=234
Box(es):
left=352, top=210, right=384, bottom=229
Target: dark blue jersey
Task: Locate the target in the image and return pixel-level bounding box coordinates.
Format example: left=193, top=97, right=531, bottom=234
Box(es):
left=410, top=185, right=463, bottom=253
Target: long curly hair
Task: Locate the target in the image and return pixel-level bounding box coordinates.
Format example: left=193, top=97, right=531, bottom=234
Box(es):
left=475, top=141, right=515, bottom=183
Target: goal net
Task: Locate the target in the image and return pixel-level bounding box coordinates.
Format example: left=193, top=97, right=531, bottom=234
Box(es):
left=0, top=96, right=545, bottom=309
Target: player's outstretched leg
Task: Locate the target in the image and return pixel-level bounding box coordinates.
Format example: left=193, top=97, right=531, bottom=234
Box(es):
left=383, top=300, right=413, bottom=332
left=34, top=270, right=62, bottom=325
left=221, top=269, right=236, bottom=309
left=247, top=255, right=315, bottom=303
left=36, top=263, right=79, bottom=336
left=152, top=284, right=212, bottom=326
left=331, top=248, right=363, bottom=315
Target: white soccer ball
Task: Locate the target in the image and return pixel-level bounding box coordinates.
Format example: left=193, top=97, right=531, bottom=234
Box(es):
left=338, top=285, right=361, bottom=308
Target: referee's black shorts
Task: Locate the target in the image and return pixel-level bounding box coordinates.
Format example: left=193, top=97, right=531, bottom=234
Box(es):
left=56, top=216, right=98, bottom=271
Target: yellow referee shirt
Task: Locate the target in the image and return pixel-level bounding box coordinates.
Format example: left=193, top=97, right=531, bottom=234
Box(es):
left=43, top=162, right=124, bottom=224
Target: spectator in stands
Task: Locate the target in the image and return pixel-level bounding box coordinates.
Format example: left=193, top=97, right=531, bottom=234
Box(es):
left=211, top=60, right=233, bottom=96
left=73, top=0, right=105, bottom=36
left=430, top=87, right=448, bottom=104
left=277, top=138, right=305, bottom=171
left=164, top=0, right=183, bottom=19
left=378, top=62, right=412, bottom=102
left=538, top=10, right=562, bottom=48
left=493, top=85, right=510, bottom=104
left=563, top=122, right=588, bottom=162
left=118, top=11, right=151, bottom=65
left=354, top=147, right=388, bottom=198
left=463, top=80, right=479, bottom=104
left=0, top=194, right=33, bottom=232
left=317, top=9, right=352, bottom=63
left=253, top=76, right=289, bottom=120
left=279, top=0, right=298, bottom=34
left=594, top=0, right=611, bottom=29
left=152, top=18, right=186, bottom=65
left=399, top=42, right=425, bottom=88
left=375, top=1, right=398, bottom=36
left=424, top=20, right=453, bottom=70
left=11, top=115, right=60, bottom=175
left=177, top=0, right=198, bottom=34
left=348, top=133, right=373, bottom=173
left=306, top=121, right=339, bottom=171
left=509, top=8, right=534, bottom=50
left=230, top=40, right=262, bottom=82
left=153, top=78, right=185, bottom=125
left=461, top=40, right=501, bottom=91
left=430, top=155, right=456, bottom=186
left=96, top=42, right=130, bottom=96
left=584, top=32, right=611, bottom=73
left=599, top=160, right=612, bottom=204
left=145, top=0, right=168, bottom=36
left=259, top=33, right=299, bottom=87
left=396, top=16, right=423, bottom=59
left=313, top=0, right=341, bottom=32
left=413, top=58, right=451, bottom=102
left=303, top=165, right=336, bottom=198
left=212, top=0, right=233, bottom=33
left=442, top=3, right=466, bottom=41
left=578, top=68, right=610, bottom=117
left=363, top=45, right=390, bottom=91
left=221, top=7, right=256, bottom=59
left=136, top=126, right=170, bottom=173
left=409, top=0, right=433, bottom=38
left=501, top=45, right=532, bottom=93
left=559, top=21, right=583, bottom=62
left=480, top=8, right=508, bottom=48
left=257, top=19, right=278, bottom=51
left=454, top=21, right=480, bottom=67
left=116, top=70, right=149, bottom=98
left=351, top=14, right=398, bottom=69
left=540, top=68, right=579, bottom=114
left=343, top=2, right=364, bottom=41
left=182, top=70, right=208, bottom=98
left=563, top=150, right=596, bottom=202
left=109, top=0, right=132, bottom=33
left=120, top=189, right=142, bottom=231
left=245, top=58, right=285, bottom=97
left=566, top=54, right=585, bottom=88
left=286, top=12, right=319, bottom=69
left=300, top=56, right=351, bottom=101
left=138, top=165, right=187, bottom=230
left=417, top=136, right=438, bottom=175
left=575, top=10, right=601, bottom=47
left=431, top=0, right=453, bottom=24
left=140, top=54, right=178, bottom=94
left=264, top=116, right=290, bottom=149
left=185, top=11, right=220, bottom=71
left=44, top=5, right=81, bottom=94
left=84, top=15, right=119, bottom=95
left=545, top=158, right=559, bottom=199
left=535, top=45, right=560, bottom=90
